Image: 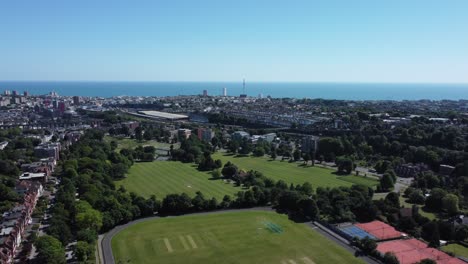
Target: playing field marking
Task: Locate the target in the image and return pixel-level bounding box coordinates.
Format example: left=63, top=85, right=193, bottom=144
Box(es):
left=288, top=260, right=297, bottom=264
left=186, top=235, right=198, bottom=249
left=163, top=238, right=173, bottom=253
left=179, top=236, right=190, bottom=250
left=301, top=257, right=316, bottom=264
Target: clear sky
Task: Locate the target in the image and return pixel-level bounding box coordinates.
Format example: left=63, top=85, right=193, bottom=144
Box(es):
left=1, top=0, right=467, bottom=83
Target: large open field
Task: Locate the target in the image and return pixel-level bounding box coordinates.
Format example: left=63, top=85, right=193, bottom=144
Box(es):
left=115, top=161, right=240, bottom=199
left=104, top=135, right=177, bottom=151
left=112, top=210, right=364, bottom=264
left=213, top=153, right=378, bottom=188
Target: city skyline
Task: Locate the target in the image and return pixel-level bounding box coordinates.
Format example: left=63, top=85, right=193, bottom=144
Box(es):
left=1, top=1, right=468, bottom=83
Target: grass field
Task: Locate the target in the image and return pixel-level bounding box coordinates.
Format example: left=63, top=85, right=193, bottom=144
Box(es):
left=115, top=161, right=240, bottom=200
left=104, top=135, right=177, bottom=151
left=112, top=210, right=364, bottom=264
left=212, top=153, right=378, bottom=188
left=442, top=243, right=468, bottom=258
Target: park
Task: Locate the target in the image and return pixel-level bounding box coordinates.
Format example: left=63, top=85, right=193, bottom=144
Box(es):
left=111, top=210, right=364, bottom=264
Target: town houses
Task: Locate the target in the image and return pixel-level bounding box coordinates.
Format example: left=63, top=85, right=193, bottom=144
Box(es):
left=0, top=181, right=43, bottom=264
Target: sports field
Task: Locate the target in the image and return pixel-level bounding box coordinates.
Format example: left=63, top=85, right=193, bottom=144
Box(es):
left=212, top=153, right=378, bottom=188
left=104, top=135, right=177, bottom=151
left=115, top=161, right=240, bottom=199
left=442, top=243, right=468, bottom=258
left=111, top=210, right=364, bottom=264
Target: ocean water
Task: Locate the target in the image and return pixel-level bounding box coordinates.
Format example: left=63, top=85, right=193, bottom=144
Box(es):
left=0, top=81, right=467, bottom=100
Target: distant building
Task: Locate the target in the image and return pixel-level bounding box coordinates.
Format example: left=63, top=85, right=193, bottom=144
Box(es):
left=223, top=87, right=227, bottom=96
left=19, top=172, right=48, bottom=183
left=23, top=91, right=29, bottom=97
left=121, top=121, right=139, bottom=132
left=232, top=131, right=250, bottom=141
left=4, top=90, right=11, bottom=95
left=301, top=135, right=319, bottom=153
left=34, top=143, right=60, bottom=160
left=178, top=129, right=192, bottom=140
left=197, top=128, right=214, bottom=142
left=439, top=164, right=455, bottom=176
left=395, top=163, right=430, bottom=178
left=203, top=90, right=208, bottom=96
left=73, top=96, right=80, bottom=105
left=0, top=141, right=8, bottom=150
left=12, top=91, right=18, bottom=96
left=1, top=181, right=43, bottom=264
left=58, top=102, right=66, bottom=113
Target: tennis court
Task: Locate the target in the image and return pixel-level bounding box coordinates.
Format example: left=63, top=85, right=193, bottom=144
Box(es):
left=338, top=225, right=376, bottom=240
left=377, top=239, right=465, bottom=264
left=355, top=221, right=403, bottom=240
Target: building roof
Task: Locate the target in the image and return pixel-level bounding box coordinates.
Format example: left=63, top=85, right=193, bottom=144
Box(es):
left=139, top=110, right=188, bottom=120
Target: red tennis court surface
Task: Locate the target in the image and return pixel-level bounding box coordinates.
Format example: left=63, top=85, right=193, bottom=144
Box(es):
left=355, top=220, right=404, bottom=240
left=377, top=239, right=465, bottom=264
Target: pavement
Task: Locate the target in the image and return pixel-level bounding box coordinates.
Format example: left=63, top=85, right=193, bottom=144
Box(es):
left=99, top=207, right=379, bottom=264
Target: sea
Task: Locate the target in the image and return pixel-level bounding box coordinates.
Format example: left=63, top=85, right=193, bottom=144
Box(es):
left=0, top=81, right=467, bottom=101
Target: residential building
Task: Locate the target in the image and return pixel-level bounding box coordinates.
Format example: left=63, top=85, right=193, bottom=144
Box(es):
left=197, top=128, right=214, bottom=142
left=34, top=142, right=61, bottom=160
left=395, top=163, right=430, bottom=178
left=301, top=135, right=319, bottom=153
left=178, top=129, right=192, bottom=140
left=439, top=164, right=455, bottom=176
left=0, top=181, right=43, bottom=264
left=232, top=131, right=250, bottom=141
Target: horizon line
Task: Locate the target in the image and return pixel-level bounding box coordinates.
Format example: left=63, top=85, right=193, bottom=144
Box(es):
left=1, top=80, right=468, bottom=85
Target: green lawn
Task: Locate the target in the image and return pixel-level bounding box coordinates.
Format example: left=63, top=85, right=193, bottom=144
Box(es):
left=399, top=195, right=437, bottom=220
left=112, top=210, right=364, bottom=264
left=442, top=243, right=468, bottom=258
left=213, top=153, right=378, bottom=188
left=116, top=161, right=240, bottom=200
left=104, top=135, right=177, bottom=151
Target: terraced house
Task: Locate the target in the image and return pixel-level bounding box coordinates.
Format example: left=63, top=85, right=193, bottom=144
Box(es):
left=0, top=181, right=43, bottom=264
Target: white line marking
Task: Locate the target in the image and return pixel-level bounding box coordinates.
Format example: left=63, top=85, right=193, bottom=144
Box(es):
left=164, top=238, right=173, bottom=253
left=179, top=236, right=189, bottom=250
left=301, top=257, right=316, bottom=264
left=187, top=235, right=198, bottom=249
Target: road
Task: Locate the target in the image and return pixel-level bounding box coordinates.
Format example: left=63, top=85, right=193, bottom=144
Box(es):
left=100, top=207, right=378, bottom=264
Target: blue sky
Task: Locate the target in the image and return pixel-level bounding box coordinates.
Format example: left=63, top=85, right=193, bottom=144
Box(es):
left=0, top=0, right=467, bottom=83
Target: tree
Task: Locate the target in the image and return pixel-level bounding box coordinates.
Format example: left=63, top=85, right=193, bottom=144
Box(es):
left=253, top=147, right=265, bottom=157
left=409, top=190, right=425, bottom=205
left=383, top=252, right=400, bottom=264
left=270, top=150, right=277, bottom=160
left=211, top=169, right=222, bottom=179
left=455, top=225, right=468, bottom=241
left=360, top=237, right=377, bottom=254
left=35, top=235, right=66, bottom=264
left=418, top=259, right=436, bottom=264
left=442, top=194, right=459, bottom=215
left=298, top=198, right=319, bottom=220
left=379, top=173, right=395, bottom=191
left=222, top=162, right=238, bottom=179
left=425, top=188, right=447, bottom=212
left=385, top=192, right=400, bottom=209
left=75, top=201, right=103, bottom=232
left=293, top=149, right=301, bottom=161
left=75, top=241, right=94, bottom=262
left=337, top=157, right=354, bottom=174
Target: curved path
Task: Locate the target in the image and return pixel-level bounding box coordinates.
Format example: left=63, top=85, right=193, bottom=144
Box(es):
left=99, top=207, right=378, bottom=264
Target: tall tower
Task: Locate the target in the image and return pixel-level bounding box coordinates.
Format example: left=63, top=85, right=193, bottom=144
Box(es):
left=223, top=87, right=227, bottom=96
left=243, top=79, right=245, bottom=94
left=240, top=79, right=247, bottom=98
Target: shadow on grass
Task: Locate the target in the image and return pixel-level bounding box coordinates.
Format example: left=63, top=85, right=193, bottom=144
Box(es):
left=223, top=153, right=235, bottom=156
left=332, top=171, right=350, bottom=176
